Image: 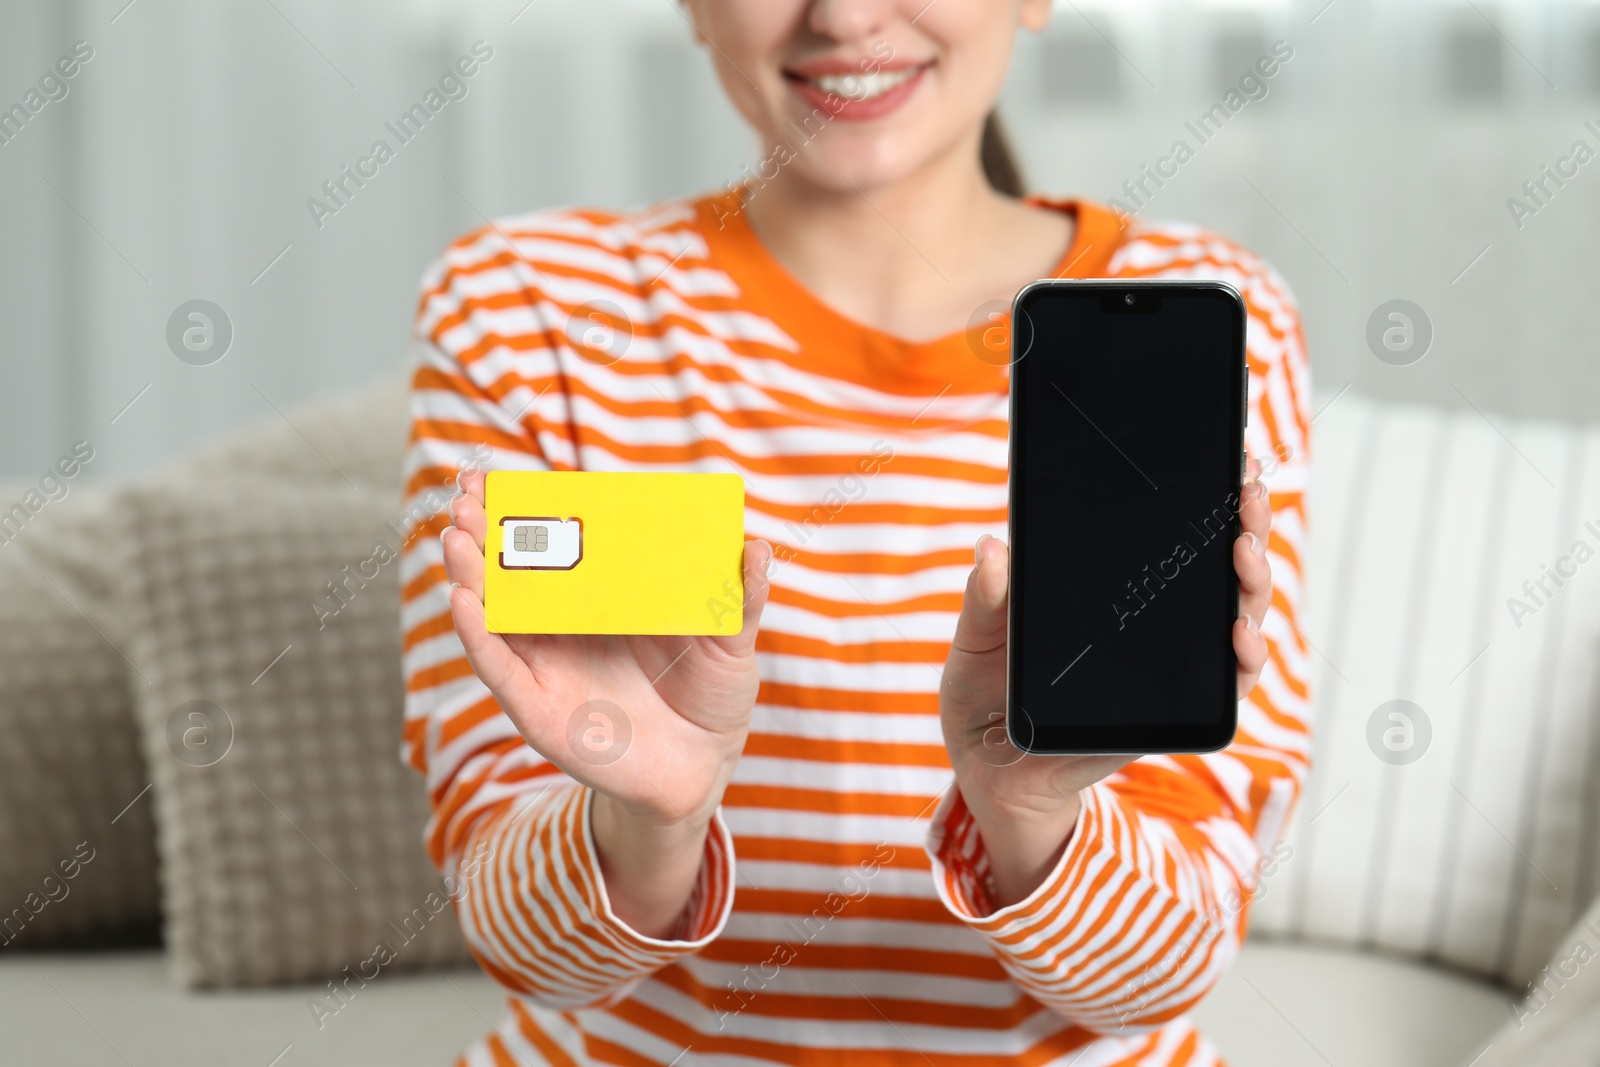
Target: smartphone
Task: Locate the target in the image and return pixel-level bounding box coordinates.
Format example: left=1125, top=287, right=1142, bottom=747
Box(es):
left=1007, top=280, right=1247, bottom=754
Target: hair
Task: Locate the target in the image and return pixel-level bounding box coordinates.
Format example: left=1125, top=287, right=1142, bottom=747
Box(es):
left=980, top=111, right=1025, bottom=197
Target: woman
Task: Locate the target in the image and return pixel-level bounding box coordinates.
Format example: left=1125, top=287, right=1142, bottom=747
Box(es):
left=404, top=1, right=1310, bottom=1063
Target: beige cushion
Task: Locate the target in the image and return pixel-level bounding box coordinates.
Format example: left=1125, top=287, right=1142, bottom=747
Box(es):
left=1194, top=941, right=1508, bottom=1066
left=0, top=949, right=501, bottom=1066
left=113, top=475, right=469, bottom=986
left=1474, top=894, right=1600, bottom=1066
left=106, top=371, right=470, bottom=987
left=1252, top=392, right=1600, bottom=987
left=0, top=488, right=160, bottom=949
left=176, top=375, right=411, bottom=494
left=0, top=375, right=410, bottom=959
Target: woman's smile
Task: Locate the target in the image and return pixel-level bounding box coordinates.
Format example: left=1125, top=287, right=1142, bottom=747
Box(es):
left=783, top=58, right=932, bottom=120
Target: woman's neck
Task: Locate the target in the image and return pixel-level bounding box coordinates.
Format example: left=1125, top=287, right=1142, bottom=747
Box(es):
left=742, top=136, right=1073, bottom=344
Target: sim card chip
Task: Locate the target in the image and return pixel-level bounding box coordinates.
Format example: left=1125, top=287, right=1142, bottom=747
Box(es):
left=500, top=517, right=582, bottom=570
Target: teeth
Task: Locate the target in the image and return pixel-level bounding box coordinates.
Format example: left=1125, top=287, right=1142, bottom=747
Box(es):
left=810, top=67, right=917, bottom=101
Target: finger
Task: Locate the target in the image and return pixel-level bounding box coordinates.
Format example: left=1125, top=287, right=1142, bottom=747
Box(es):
left=951, top=535, right=1009, bottom=656
left=1239, top=476, right=1271, bottom=545
left=712, top=539, right=774, bottom=657
left=1046, top=754, right=1135, bottom=803
left=458, top=467, right=486, bottom=508
left=1233, top=614, right=1267, bottom=695
left=442, top=525, right=487, bottom=601
left=449, top=484, right=489, bottom=553
left=448, top=584, right=528, bottom=701
left=448, top=585, right=552, bottom=745
left=1235, top=530, right=1272, bottom=625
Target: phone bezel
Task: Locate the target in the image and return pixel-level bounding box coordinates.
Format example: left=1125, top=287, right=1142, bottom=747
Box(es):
left=1005, top=278, right=1248, bottom=756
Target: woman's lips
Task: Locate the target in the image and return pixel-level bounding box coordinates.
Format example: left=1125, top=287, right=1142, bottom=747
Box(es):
left=785, top=63, right=930, bottom=122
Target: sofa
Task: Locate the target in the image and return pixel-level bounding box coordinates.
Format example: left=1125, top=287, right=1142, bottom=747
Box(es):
left=2, top=375, right=1596, bottom=1066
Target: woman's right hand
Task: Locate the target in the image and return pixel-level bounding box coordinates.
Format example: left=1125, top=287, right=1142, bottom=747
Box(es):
left=440, top=469, right=772, bottom=933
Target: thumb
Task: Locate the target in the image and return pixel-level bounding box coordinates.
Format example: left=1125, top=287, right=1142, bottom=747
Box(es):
left=712, top=539, right=774, bottom=656
left=951, top=535, right=1009, bottom=656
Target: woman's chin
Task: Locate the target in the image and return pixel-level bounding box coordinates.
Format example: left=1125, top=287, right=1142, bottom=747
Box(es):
left=752, top=100, right=983, bottom=200
left=770, top=137, right=927, bottom=196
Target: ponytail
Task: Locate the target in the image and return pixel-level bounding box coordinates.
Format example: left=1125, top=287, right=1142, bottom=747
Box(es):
left=980, top=111, right=1025, bottom=197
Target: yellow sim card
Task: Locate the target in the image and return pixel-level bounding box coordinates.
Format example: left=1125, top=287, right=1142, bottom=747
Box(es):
left=483, top=471, right=746, bottom=636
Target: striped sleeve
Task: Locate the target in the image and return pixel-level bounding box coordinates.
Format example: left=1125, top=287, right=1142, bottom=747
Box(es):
left=451, top=787, right=737, bottom=1009
left=925, top=238, right=1312, bottom=1034
left=400, top=223, right=736, bottom=1008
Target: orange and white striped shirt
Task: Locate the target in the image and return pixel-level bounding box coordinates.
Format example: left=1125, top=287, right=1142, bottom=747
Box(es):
left=401, top=191, right=1311, bottom=1067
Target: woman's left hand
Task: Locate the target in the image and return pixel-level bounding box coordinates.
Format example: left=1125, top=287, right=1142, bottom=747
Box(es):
left=939, top=459, right=1275, bottom=909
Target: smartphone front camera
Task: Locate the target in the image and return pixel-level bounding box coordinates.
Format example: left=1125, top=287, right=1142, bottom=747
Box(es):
left=1124, top=293, right=1136, bottom=306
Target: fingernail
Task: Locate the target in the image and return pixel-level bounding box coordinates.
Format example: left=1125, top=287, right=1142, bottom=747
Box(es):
left=1246, top=531, right=1265, bottom=557
left=975, top=534, right=992, bottom=566
left=449, top=581, right=460, bottom=592
left=1246, top=613, right=1259, bottom=635
left=752, top=539, right=779, bottom=579
left=440, top=525, right=454, bottom=542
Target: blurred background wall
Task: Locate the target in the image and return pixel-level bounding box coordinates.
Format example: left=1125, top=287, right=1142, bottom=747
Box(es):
left=1, top=0, right=1597, bottom=483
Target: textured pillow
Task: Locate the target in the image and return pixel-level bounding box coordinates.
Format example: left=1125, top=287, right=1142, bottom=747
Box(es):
left=0, top=488, right=160, bottom=949
left=113, top=471, right=471, bottom=987
left=1251, top=392, right=1600, bottom=989
left=0, top=373, right=416, bottom=965
left=175, top=374, right=410, bottom=494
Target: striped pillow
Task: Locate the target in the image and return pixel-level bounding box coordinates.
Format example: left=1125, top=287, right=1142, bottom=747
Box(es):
left=1250, top=390, right=1600, bottom=989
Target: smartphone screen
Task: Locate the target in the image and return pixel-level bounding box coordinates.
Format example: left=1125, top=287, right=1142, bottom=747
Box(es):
left=1007, top=281, right=1246, bottom=754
